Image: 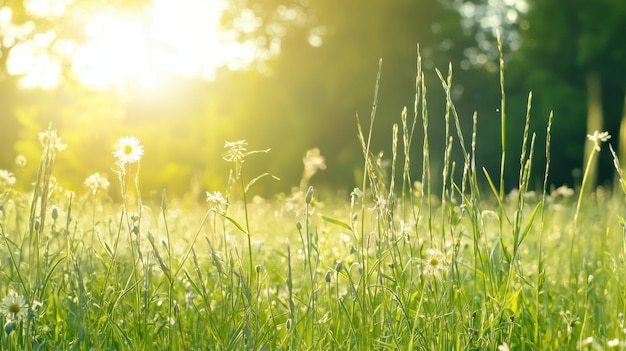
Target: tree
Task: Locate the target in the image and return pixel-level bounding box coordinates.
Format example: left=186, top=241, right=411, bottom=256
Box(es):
left=514, top=0, right=626, bottom=188
left=220, top=0, right=497, bottom=191
left=0, top=0, right=152, bottom=169
left=2, top=0, right=496, bottom=195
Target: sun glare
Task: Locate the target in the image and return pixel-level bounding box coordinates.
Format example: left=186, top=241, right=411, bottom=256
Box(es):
left=6, top=0, right=265, bottom=89
left=152, top=0, right=227, bottom=78
left=73, top=0, right=263, bottom=88
left=73, top=13, right=156, bottom=88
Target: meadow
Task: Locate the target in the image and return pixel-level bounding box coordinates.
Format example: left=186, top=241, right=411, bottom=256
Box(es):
left=0, top=46, right=625, bottom=351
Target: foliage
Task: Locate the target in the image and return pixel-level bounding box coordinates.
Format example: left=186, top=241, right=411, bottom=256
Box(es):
left=510, top=0, right=626, bottom=187
left=1, top=0, right=625, bottom=196
left=0, top=48, right=624, bottom=350
left=1, top=0, right=508, bottom=197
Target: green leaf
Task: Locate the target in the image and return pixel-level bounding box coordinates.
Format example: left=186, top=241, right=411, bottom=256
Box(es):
left=491, top=236, right=511, bottom=266
left=98, top=233, right=114, bottom=258
left=245, top=173, right=280, bottom=192
left=217, top=212, right=248, bottom=234
left=379, top=273, right=397, bottom=284
left=483, top=167, right=512, bottom=225
left=184, top=270, right=204, bottom=296
left=519, top=201, right=542, bottom=245
left=320, top=215, right=353, bottom=231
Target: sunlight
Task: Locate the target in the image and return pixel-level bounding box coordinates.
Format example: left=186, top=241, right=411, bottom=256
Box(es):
left=152, top=0, right=240, bottom=79
left=73, top=13, right=157, bottom=88
left=25, top=0, right=70, bottom=16
left=6, top=0, right=266, bottom=89
left=72, top=0, right=262, bottom=88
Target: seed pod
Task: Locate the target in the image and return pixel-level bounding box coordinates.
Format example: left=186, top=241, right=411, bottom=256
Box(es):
left=335, top=260, right=343, bottom=273
left=4, top=321, right=16, bottom=335
left=305, top=186, right=314, bottom=204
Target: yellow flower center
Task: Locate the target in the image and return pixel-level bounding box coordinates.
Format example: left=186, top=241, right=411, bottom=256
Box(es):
left=124, top=145, right=133, bottom=155
left=9, top=303, right=20, bottom=314
left=429, top=257, right=439, bottom=267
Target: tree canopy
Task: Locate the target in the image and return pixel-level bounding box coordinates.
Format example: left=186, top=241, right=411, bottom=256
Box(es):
left=0, top=0, right=624, bottom=196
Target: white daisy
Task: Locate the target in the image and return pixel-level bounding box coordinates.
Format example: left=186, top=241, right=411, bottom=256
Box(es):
left=113, top=136, right=144, bottom=164
left=206, top=191, right=228, bottom=212
left=423, top=248, right=448, bottom=276
left=0, top=290, right=28, bottom=320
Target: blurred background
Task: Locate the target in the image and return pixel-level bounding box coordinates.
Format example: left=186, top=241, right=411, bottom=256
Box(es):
left=0, top=0, right=625, bottom=197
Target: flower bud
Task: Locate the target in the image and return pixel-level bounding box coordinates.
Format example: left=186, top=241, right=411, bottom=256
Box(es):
left=305, top=186, right=314, bottom=204
left=4, top=321, right=16, bottom=335
left=335, top=260, right=343, bottom=273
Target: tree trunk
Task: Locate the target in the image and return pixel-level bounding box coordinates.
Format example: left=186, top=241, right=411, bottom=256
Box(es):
left=583, top=70, right=603, bottom=190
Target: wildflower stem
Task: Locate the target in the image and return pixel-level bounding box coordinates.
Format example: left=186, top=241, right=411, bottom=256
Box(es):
left=161, top=190, right=175, bottom=349
left=304, top=187, right=316, bottom=344
left=574, top=148, right=596, bottom=232
left=571, top=145, right=597, bottom=272
left=241, top=173, right=254, bottom=283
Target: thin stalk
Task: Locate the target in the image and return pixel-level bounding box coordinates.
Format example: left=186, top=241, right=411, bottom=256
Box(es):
left=305, top=186, right=316, bottom=345
left=357, top=58, right=383, bottom=340
left=160, top=190, right=174, bottom=349
left=240, top=172, right=254, bottom=284
left=572, top=147, right=597, bottom=257
left=497, top=33, right=507, bottom=200
left=536, top=111, right=553, bottom=345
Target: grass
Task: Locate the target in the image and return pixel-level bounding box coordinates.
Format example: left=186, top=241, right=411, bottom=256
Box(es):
left=0, top=47, right=625, bottom=351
